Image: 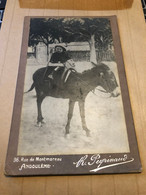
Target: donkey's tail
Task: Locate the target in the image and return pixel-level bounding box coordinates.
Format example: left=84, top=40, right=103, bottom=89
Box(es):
left=24, top=82, right=35, bottom=94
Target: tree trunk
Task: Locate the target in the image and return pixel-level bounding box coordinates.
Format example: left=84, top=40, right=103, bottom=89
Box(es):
left=47, top=44, right=50, bottom=61
left=46, top=44, right=53, bottom=65
left=89, top=34, right=97, bottom=65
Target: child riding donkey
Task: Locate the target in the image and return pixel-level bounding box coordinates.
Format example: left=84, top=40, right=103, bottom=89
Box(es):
left=45, top=45, right=76, bottom=87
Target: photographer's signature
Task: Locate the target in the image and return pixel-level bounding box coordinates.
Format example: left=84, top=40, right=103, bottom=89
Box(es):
left=73, top=154, right=134, bottom=172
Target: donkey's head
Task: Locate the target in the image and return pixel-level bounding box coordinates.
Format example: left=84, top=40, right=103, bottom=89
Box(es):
left=95, top=64, right=120, bottom=97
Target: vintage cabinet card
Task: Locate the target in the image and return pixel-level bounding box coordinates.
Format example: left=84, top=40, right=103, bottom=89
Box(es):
left=5, top=16, right=141, bottom=176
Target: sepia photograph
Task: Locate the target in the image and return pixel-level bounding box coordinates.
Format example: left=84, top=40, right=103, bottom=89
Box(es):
left=17, top=17, right=129, bottom=155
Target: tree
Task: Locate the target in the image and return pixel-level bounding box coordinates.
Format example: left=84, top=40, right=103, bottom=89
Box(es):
left=28, top=18, right=64, bottom=60
left=61, top=18, right=113, bottom=64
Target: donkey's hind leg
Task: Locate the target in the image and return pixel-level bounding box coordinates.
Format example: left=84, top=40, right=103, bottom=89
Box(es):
left=36, top=92, right=46, bottom=126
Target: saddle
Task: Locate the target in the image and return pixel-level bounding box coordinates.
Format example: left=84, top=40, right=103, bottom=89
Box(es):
left=45, top=67, right=75, bottom=89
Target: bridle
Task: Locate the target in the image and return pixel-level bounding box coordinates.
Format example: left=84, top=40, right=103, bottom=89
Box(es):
left=67, top=66, right=110, bottom=96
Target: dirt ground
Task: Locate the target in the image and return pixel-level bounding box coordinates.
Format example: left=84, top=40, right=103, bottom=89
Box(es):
left=17, top=61, right=130, bottom=156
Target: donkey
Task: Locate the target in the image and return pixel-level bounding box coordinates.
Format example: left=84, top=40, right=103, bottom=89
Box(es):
left=26, top=60, right=119, bottom=136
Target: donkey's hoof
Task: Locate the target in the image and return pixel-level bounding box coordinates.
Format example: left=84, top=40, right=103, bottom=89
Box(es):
left=65, top=133, right=70, bottom=139
left=86, top=131, right=91, bottom=137
left=83, top=127, right=90, bottom=137
left=84, top=129, right=90, bottom=137
left=36, top=121, right=45, bottom=127
left=41, top=120, right=46, bottom=124
left=35, top=122, right=42, bottom=127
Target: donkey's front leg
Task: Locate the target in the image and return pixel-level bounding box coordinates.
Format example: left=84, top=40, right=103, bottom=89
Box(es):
left=65, top=100, right=75, bottom=136
left=78, top=99, right=90, bottom=137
